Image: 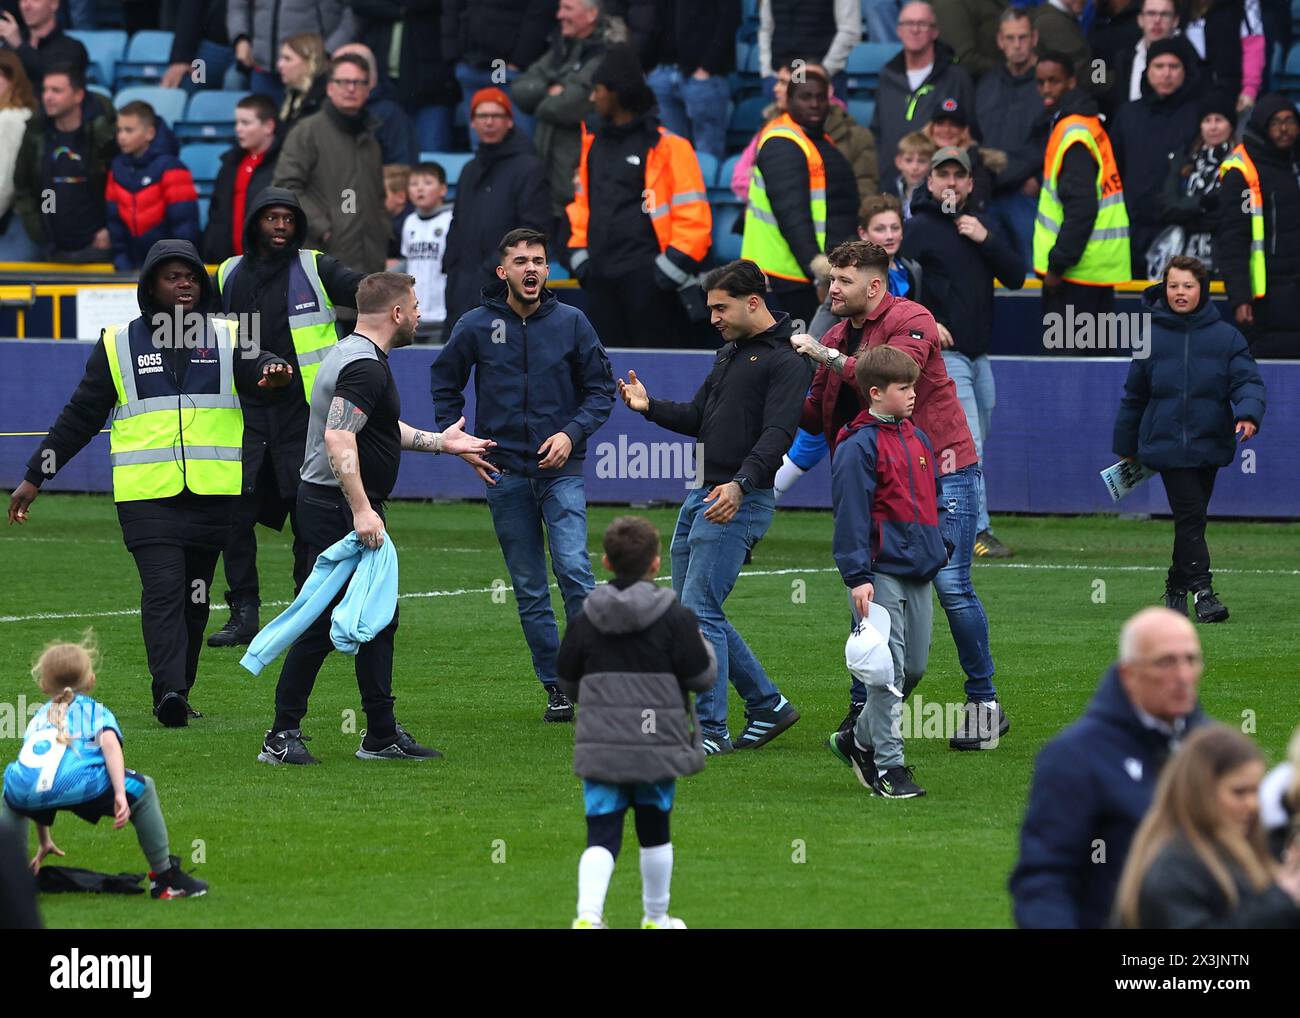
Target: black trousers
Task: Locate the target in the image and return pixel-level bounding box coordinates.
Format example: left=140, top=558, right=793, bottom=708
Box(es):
left=1041, top=282, right=1116, bottom=355
left=130, top=542, right=222, bottom=707
left=271, top=483, right=398, bottom=740
left=1160, top=466, right=1219, bottom=591
left=583, top=270, right=693, bottom=347
left=220, top=458, right=311, bottom=603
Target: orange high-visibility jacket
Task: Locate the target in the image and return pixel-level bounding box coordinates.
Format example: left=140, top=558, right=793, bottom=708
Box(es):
left=567, top=123, right=712, bottom=273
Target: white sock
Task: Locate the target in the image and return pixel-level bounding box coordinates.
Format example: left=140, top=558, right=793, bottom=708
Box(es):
left=577, top=846, right=616, bottom=921
left=773, top=455, right=805, bottom=501
left=640, top=843, right=674, bottom=922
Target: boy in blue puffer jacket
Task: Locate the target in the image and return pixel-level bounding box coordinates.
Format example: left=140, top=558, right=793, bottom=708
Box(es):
left=105, top=102, right=200, bottom=271
left=1113, top=255, right=1265, bottom=622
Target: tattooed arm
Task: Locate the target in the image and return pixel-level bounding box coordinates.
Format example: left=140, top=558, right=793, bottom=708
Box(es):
left=399, top=421, right=444, bottom=453
left=324, top=395, right=385, bottom=548
left=398, top=416, right=496, bottom=456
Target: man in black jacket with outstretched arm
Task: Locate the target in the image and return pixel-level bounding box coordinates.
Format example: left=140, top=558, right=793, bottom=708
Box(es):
left=616, top=259, right=812, bottom=755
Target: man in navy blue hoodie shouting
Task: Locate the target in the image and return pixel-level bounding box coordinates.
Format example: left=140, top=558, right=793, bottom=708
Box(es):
left=431, top=227, right=615, bottom=723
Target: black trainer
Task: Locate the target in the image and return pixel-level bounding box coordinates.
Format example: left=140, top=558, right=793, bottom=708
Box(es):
left=825, top=730, right=877, bottom=792
left=149, top=858, right=208, bottom=899
left=702, top=732, right=734, bottom=756
left=544, top=687, right=574, bottom=723
left=356, top=723, right=442, bottom=760
left=837, top=700, right=866, bottom=736
left=257, top=728, right=320, bottom=765
left=1163, top=585, right=1188, bottom=616
left=876, top=766, right=925, bottom=798
left=207, top=597, right=259, bottom=648
left=154, top=692, right=189, bottom=728
left=735, top=697, right=800, bottom=749
left=949, top=700, right=1010, bottom=750
left=973, top=530, right=1014, bottom=559
left=1192, top=588, right=1229, bottom=623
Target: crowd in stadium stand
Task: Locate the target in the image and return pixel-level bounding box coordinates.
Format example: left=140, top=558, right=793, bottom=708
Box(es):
left=0, top=0, right=1297, bottom=356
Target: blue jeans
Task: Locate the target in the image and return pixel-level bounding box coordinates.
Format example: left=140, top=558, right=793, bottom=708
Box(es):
left=670, top=486, right=783, bottom=736
left=413, top=106, right=454, bottom=155
left=647, top=65, right=730, bottom=160
left=940, top=350, right=996, bottom=534
left=455, top=63, right=535, bottom=149
left=183, top=40, right=235, bottom=95
left=0, top=212, right=39, bottom=261
left=484, top=472, right=595, bottom=687
left=990, top=191, right=1036, bottom=274
left=934, top=465, right=997, bottom=702
left=864, top=0, right=903, bottom=42
left=250, top=69, right=284, bottom=106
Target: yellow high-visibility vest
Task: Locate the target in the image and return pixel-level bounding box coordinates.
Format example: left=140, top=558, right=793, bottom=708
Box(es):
left=102, top=318, right=244, bottom=501
left=218, top=248, right=337, bottom=402
left=1217, top=144, right=1267, bottom=298
left=1033, top=114, right=1131, bottom=285
left=741, top=114, right=827, bottom=282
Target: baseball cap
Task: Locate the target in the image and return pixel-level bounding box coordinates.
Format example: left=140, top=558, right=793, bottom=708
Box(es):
left=930, top=145, right=972, bottom=172
left=845, top=602, right=896, bottom=691
left=930, top=96, right=967, bottom=127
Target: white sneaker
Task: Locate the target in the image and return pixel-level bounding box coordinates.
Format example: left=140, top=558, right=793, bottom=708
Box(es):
left=641, top=915, right=687, bottom=929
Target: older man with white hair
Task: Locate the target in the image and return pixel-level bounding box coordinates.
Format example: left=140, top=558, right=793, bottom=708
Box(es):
left=1009, top=607, right=1210, bottom=928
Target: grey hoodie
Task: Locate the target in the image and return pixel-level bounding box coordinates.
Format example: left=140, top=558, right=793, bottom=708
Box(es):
left=557, top=580, right=717, bottom=785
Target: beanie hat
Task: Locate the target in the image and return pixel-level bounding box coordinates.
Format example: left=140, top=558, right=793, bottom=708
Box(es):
left=470, top=86, right=512, bottom=118
left=1197, top=90, right=1237, bottom=130
left=592, top=43, right=655, bottom=115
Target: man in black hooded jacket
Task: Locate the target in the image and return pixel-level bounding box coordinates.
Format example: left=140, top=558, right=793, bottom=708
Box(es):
left=1216, top=94, right=1300, bottom=359
left=207, top=187, right=366, bottom=646
left=7, top=240, right=292, bottom=725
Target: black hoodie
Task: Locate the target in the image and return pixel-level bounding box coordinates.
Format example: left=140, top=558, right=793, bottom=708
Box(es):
left=1215, top=95, right=1300, bottom=333
left=23, top=240, right=287, bottom=547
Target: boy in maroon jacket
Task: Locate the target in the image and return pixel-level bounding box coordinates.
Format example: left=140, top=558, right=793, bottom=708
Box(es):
left=826, top=346, right=950, bottom=799
left=793, top=240, right=1009, bottom=753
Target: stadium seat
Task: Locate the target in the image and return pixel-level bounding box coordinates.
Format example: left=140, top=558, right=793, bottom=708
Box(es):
left=847, top=99, right=875, bottom=128
left=114, top=30, right=175, bottom=87
left=176, top=90, right=248, bottom=143
left=715, top=153, right=745, bottom=201
left=844, top=41, right=900, bottom=96
left=67, top=29, right=126, bottom=88
left=179, top=144, right=226, bottom=198
left=87, top=84, right=113, bottom=102
left=197, top=197, right=210, bottom=232
left=1281, top=45, right=1300, bottom=97
left=726, top=95, right=768, bottom=150
left=114, top=86, right=187, bottom=127
left=695, top=152, right=719, bottom=189
left=712, top=202, right=744, bottom=263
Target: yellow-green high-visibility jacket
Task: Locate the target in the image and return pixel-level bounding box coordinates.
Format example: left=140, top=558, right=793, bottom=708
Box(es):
left=741, top=113, right=827, bottom=282
left=1217, top=144, right=1267, bottom=298
left=102, top=316, right=243, bottom=501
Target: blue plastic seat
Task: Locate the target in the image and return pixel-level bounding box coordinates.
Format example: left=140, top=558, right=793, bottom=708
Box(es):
left=114, top=86, right=187, bottom=127
left=115, top=30, right=175, bottom=87
left=67, top=29, right=126, bottom=88
left=176, top=90, right=248, bottom=143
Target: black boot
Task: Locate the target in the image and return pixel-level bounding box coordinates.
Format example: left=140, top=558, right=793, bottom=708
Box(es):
left=206, top=596, right=260, bottom=647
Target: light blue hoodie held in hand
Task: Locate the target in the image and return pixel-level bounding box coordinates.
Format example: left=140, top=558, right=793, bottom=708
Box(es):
left=240, top=533, right=398, bottom=675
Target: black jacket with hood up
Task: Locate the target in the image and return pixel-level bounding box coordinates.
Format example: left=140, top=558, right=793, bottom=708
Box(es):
left=22, top=240, right=288, bottom=549
left=1038, top=88, right=1108, bottom=277
left=217, top=187, right=366, bottom=504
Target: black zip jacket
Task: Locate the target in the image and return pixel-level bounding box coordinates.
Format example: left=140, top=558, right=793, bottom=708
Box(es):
left=900, top=188, right=1024, bottom=357
left=644, top=313, right=813, bottom=489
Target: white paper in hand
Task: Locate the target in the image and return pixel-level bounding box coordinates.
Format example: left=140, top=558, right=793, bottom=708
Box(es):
left=1100, top=459, right=1156, bottom=502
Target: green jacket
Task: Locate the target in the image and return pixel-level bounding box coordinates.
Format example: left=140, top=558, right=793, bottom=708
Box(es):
left=934, top=0, right=1008, bottom=79
left=1031, top=4, right=1092, bottom=85
left=13, top=92, right=117, bottom=253
left=511, top=16, right=627, bottom=216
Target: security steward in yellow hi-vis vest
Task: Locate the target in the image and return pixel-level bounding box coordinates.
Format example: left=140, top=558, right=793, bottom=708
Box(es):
left=7, top=240, right=293, bottom=727
left=1032, top=53, right=1132, bottom=336
left=1214, top=94, right=1300, bottom=360
left=208, top=187, right=364, bottom=648
left=741, top=69, right=860, bottom=329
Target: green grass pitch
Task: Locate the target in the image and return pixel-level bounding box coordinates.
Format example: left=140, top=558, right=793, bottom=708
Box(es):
left=1, top=495, right=1297, bottom=928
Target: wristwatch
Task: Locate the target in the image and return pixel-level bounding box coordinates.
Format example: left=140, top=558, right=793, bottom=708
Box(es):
left=825, top=348, right=845, bottom=372
left=734, top=475, right=754, bottom=495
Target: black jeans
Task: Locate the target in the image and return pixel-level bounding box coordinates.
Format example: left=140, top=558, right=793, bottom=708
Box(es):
left=270, top=483, right=398, bottom=741
left=1160, top=466, right=1219, bottom=591
left=220, top=458, right=311, bottom=604
left=583, top=269, right=692, bottom=347
left=130, top=542, right=222, bottom=706
left=1041, top=282, right=1116, bottom=356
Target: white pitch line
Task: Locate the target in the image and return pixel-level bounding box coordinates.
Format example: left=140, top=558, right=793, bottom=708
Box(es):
left=1, top=561, right=1296, bottom=624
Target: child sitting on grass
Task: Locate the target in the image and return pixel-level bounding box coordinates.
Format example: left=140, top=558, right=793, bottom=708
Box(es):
left=1, top=632, right=207, bottom=898
left=557, top=515, right=716, bottom=929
